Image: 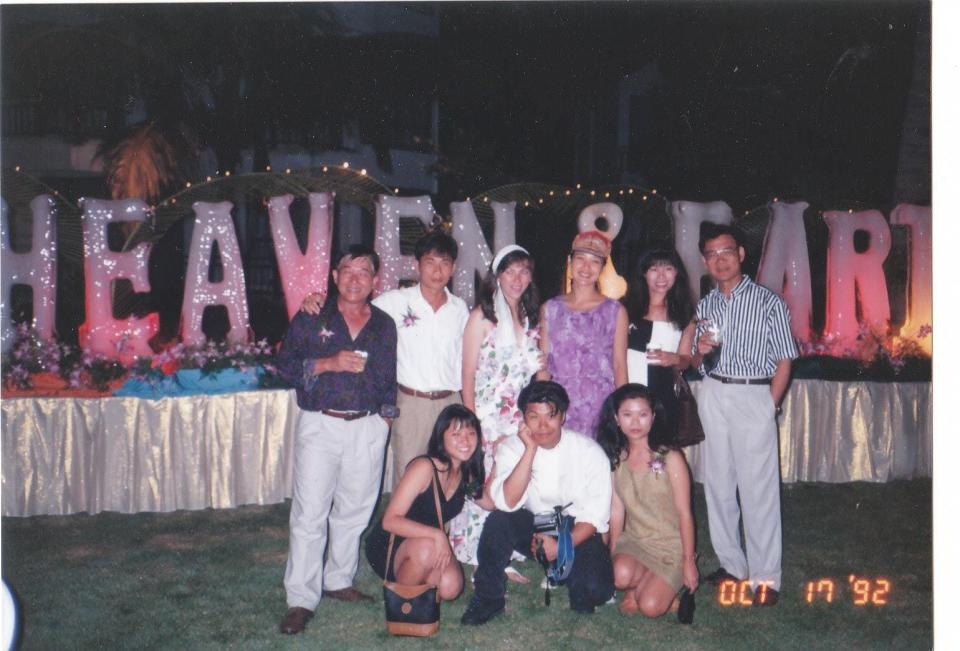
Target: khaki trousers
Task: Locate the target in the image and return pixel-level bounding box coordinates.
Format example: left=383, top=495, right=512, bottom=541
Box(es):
left=389, top=390, right=462, bottom=490
left=284, top=411, right=389, bottom=610
left=697, top=376, right=783, bottom=590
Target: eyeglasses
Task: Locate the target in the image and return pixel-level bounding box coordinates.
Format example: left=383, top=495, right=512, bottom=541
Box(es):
left=703, top=247, right=738, bottom=261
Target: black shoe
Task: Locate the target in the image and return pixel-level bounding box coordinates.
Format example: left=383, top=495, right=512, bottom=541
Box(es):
left=460, top=596, right=505, bottom=625
left=704, top=567, right=742, bottom=586
left=752, top=586, right=779, bottom=607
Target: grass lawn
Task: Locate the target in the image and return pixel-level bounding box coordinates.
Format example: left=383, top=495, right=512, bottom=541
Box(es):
left=2, top=480, right=931, bottom=650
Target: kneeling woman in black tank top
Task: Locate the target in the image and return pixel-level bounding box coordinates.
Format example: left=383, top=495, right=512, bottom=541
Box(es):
left=365, top=404, right=485, bottom=601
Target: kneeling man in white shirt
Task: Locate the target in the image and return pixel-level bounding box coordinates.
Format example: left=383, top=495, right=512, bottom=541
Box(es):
left=461, top=380, right=614, bottom=625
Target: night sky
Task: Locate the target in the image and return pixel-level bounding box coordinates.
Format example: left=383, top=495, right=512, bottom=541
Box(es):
left=1, top=2, right=929, bottom=210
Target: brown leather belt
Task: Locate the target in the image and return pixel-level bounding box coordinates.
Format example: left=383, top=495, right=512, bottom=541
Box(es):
left=708, top=373, right=772, bottom=386
left=398, top=384, right=455, bottom=400
left=321, top=409, right=374, bottom=421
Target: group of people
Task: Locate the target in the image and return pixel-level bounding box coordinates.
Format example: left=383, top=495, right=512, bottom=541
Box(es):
left=275, top=223, right=797, bottom=634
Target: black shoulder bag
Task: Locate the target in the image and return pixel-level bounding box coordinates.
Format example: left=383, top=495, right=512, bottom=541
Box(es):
left=382, top=464, right=444, bottom=637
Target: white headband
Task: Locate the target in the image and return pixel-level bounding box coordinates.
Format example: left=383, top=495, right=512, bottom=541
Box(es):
left=491, top=244, right=529, bottom=273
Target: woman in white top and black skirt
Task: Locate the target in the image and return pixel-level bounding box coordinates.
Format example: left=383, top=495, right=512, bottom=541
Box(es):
left=622, top=248, right=697, bottom=439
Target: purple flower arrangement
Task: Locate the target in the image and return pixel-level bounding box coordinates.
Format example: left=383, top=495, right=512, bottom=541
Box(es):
left=3, top=324, right=279, bottom=393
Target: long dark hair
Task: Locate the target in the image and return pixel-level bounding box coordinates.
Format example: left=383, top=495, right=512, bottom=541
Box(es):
left=426, top=404, right=485, bottom=499
left=478, top=249, right=540, bottom=328
left=596, top=384, right=672, bottom=470
left=622, top=247, right=694, bottom=331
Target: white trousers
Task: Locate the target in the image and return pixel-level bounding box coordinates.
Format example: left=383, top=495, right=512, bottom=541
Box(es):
left=284, top=411, right=389, bottom=610
left=698, top=377, right=782, bottom=590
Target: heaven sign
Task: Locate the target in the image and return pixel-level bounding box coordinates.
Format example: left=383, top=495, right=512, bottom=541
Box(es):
left=0, top=193, right=931, bottom=361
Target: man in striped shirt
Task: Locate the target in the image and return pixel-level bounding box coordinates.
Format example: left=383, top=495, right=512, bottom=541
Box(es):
left=693, top=223, right=798, bottom=607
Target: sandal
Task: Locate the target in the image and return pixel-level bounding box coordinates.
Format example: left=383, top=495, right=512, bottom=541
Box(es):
left=505, top=565, right=530, bottom=584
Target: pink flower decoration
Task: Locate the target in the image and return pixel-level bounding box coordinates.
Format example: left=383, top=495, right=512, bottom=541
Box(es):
left=401, top=306, right=420, bottom=328
left=648, top=453, right=666, bottom=477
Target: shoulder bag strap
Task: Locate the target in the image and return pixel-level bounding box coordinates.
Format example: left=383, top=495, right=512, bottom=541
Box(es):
left=429, top=460, right=444, bottom=530
left=383, top=457, right=445, bottom=586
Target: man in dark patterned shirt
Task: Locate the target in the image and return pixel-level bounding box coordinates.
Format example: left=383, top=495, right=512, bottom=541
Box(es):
left=277, top=244, right=398, bottom=635
left=693, top=223, right=798, bottom=608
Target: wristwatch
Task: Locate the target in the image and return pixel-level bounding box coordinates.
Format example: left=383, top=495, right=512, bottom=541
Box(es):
left=380, top=404, right=400, bottom=419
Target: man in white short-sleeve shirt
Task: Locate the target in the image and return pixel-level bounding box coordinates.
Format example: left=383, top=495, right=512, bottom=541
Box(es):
left=372, top=231, right=469, bottom=487
left=461, top=381, right=615, bottom=625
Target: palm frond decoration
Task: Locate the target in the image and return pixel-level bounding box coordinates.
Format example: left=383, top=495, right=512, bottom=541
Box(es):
left=95, top=121, right=200, bottom=203
left=122, top=167, right=393, bottom=251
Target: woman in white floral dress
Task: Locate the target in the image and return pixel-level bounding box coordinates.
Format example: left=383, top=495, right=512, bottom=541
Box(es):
left=448, top=245, right=543, bottom=574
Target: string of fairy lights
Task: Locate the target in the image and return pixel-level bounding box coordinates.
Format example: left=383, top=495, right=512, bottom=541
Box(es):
left=7, top=163, right=881, bottom=222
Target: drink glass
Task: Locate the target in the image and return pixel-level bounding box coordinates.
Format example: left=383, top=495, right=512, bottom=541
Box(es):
left=706, top=321, right=722, bottom=345
left=355, top=350, right=368, bottom=371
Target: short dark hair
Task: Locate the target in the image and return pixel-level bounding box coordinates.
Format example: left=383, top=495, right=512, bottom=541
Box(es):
left=334, top=244, right=380, bottom=274
left=698, top=223, right=744, bottom=253
left=414, top=231, right=458, bottom=262
left=426, top=404, right=485, bottom=499
left=518, top=380, right=570, bottom=416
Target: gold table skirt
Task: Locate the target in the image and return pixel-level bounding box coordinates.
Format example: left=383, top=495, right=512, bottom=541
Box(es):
left=684, top=379, right=932, bottom=484
left=1, top=381, right=932, bottom=517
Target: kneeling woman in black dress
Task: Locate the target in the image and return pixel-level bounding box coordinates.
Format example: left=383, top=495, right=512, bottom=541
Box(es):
left=365, top=404, right=485, bottom=601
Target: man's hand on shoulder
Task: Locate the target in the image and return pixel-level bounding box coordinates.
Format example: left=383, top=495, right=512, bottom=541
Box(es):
left=299, top=292, right=325, bottom=315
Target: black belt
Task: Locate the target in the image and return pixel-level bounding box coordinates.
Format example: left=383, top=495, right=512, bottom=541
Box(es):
left=708, top=373, right=772, bottom=386
left=321, top=409, right=374, bottom=421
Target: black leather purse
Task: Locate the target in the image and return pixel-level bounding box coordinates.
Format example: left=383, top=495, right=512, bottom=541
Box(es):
left=382, top=467, right=444, bottom=637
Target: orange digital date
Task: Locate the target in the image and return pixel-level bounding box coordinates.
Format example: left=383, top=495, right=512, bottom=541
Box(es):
left=716, top=580, right=776, bottom=606
left=804, top=576, right=891, bottom=605
left=715, top=576, right=891, bottom=606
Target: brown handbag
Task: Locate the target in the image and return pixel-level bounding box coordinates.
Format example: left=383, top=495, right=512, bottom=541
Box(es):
left=672, top=369, right=705, bottom=447
left=382, top=464, right=444, bottom=637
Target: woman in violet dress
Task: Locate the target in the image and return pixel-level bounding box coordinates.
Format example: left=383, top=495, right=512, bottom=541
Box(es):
left=447, top=245, right=544, bottom=579
left=536, top=231, right=628, bottom=438
left=622, top=247, right=696, bottom=438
